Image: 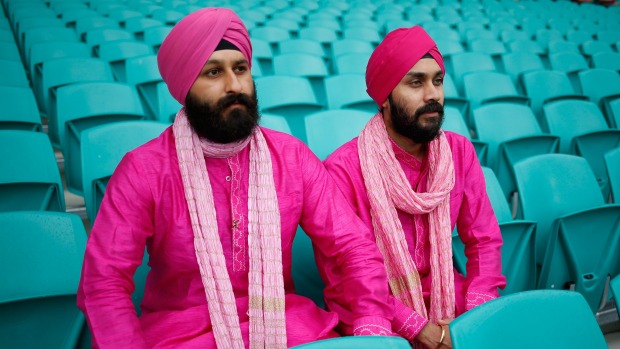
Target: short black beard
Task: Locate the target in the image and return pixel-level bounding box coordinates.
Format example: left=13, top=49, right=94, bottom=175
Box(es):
left=185, top=86, right=260, bottom=144
left=388, top=95, right=444, bottom=144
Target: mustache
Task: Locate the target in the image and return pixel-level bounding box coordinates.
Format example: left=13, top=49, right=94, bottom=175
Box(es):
left=415, top=101, right=444, bottom=118
left=216, top=93, right=255, bottom=110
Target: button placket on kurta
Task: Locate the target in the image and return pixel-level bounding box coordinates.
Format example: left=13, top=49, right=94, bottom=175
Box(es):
left=228, top=153, right=247, bottom=273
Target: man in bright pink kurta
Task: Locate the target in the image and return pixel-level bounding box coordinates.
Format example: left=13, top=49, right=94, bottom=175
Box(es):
left=320, top=26, right=506, bottom=348
left=77, top=8, right=394, bottom=348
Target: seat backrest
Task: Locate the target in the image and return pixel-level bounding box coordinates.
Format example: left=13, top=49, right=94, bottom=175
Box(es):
left=278, top=39, right=326, bottom=57
left=81, top=120, right=168, bottom=221
left=449, top=290, right=608, bottom=349
left=501, top=51, right=545, bottom=87
left=578, top=68, right=620, bottom=106
left=0, top=86, right=42, bottom=132
left=547, top=39, right=580, bottom=54
left=0, top=58, right=29, bottom=88
left=259, top=113, right=292, bottom=135
left=473, top=103, right=543, bottom=169
left=521, top=70, right=585, bottom=129
left=482, top=167, right=512, bottom=223
left=323, top=73, right=375, bottom=113
left=0, top=211, right=86, bottom=301
left=514, top=154, right=604, bottom=262
left=305, top=109, right=374, bottom=160
left=463, top=71, right=525, bottom=111
left=23, top=26, right=78, bottom=63
left=606, top=147, right=620, bottom=203
left=41, top=57, right=115, bottom=119
left=334, top=52, right=371, bottom=74
left=272, top=53, right=329, bottom=77
left=330, top=39, right=373, bottom=58
left=581, top=40, right=613, bottom=56
left=591, top=51, right=620, bottom=71
left=124, top=54, right=160, bottom=86
left=0, top=130, right=65, bottom=212
left=543, top=99, right=611, bottom=153
left=97, top=40, right=153, bottom=81
left=84, top=27, right=133, bottom=52
left=28, top=41, right=91, bottom=75
left=548, top=51, right=589, bottom=74
left=451, top=51, right=496, bottom=93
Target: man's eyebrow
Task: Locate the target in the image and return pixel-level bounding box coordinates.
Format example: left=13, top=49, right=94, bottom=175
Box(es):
left=204, top=58, right=249, bottom=66
left=405, top=70, right=444, bottom=79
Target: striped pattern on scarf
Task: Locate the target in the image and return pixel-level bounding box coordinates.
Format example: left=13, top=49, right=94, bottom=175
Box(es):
left=358, top=113, right=456, bottom=323
left=173, top=109, right=287, bottom=349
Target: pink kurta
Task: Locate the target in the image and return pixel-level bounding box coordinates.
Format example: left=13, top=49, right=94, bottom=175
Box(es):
left=322, top=131, right=506, bottom=340
left=77, top=127, right=393, bottom=348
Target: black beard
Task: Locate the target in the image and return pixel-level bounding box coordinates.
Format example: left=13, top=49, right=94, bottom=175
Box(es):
left=388, top=95, right=444, bottom=144
left=185, top=88, right=260, bottom=144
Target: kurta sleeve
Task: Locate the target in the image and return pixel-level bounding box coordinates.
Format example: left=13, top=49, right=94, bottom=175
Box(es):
left=77, top=152, right=154, bottom=348
left=297, top=146, right=394, bottom=336
left=454, top=139, right=506, bottom=309
left=324, top=146, right=428, bottom=341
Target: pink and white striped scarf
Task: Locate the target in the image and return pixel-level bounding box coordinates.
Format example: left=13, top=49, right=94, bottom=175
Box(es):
left=173, top=109, right=287, bottom=349
left=359, top=114, right=456, bottom=323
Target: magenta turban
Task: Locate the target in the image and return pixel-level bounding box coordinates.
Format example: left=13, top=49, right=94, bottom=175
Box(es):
left=366, top=26, right=445, bottom=106
left=157, top=8, right=252, bottom=105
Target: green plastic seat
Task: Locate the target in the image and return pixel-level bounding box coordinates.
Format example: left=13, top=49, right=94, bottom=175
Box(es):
left=40, top=57, right=115, bottom=120
left=323, top=73, right=376, bottom=113
left=55, top=81, right=146, bottom=195
left=0, top=130, right=65, bottom=212
left=473, top=103, right=560, bottom=203
left=333, top=52, right=371, bottom=75
left=543, top=99, right=620, bottom=200
left=0, top=58, right=29, bottom=88
left=606, top=147, right=620, bottom=203
left=272, top=53, right=329, bottom=105
left=521, top=70, right=588, bottom=131
left=578, top=68, right=620, bottom=128
left=0, top=211, right=87, bottom=349
left=259, top=113, right=293, bottom=135
left=96, top=40, right=153, bottom=81
left=80, top=120, right=168, bottom=222
left=451, top=51, right=496, bottom=95
left=290, top=336, right=410, bottom=348
left=441, top=106, right=488, bottom=166
left=500, top=52, right=545, bottom=93
left=255, top=75, right=324, bottom=143
left=0, top=86, right=43, bottom=132
left=449, top=290, right=608, bottom=349
left=463, top=71, right=530, bottom=118
left=304, top=109, right=374, bottom=160
left=513, top=153, right=620, bottom=311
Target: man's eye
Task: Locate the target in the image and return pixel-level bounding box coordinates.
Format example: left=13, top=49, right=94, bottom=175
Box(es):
left=206, top=69, right=219, bottom=76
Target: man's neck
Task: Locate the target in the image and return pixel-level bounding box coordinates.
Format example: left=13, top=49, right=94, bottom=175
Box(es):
left=385, top=123, right=426, bottom=160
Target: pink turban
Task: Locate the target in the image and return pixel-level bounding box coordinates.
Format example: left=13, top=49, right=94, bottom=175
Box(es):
left=157, top=8, right=252, bottom=105
left=366, top=26, right=445, bottom=106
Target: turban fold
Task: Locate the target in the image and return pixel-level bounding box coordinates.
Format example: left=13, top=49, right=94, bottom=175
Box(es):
left=158, top=8, right=252, bottom=104
left=366, top=26, right=444, bottom=106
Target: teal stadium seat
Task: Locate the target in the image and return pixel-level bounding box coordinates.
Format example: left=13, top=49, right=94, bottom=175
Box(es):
left=278, top=39, right=326, bottom=58
left=500, top=52, right=545, bottom=93
left=578, top=68, right=620, bottom=128
left=514, top=154, right=620, bottom=312
left=0, top=58, right=29, bottom=88
left=55, top=81, right=146, bottom=195
left=80, top=120, right=168, bottom=222
left=0, top=130, right=65, bottom=212
left=547, top=40, right=580, bottom=54
left=0, top=211, right=88, bottom=349
left=449, top=290, right=608, bottom=349
left=40, top=57, right=115, bottom=120
left=333, top=52, right=371, bottom=75
left=84, top=27, right=133, bottom=55
left=272, top=53, right=330, bottom=105
left=507, top=39, right=545, bottom=56
left=521, top=70, right=588, bottom=131
left=289, top=336, right=410, bottom=349
left=591, top=52, right=620, bottom=72
left=323, top=74, right=376, bottom=113
left=74, top=16, right=120, bottom=41
left=450, top=51, right=496, bottom=95
left=259, top=113, right=293, bottom=135
left=0, top=41, right=21, bottom=61
left=255, top=75, right=324, bottom=143
left=473, top=103, right=559, bottom=204
left=22, top=26, right=78, bottom=65
left=304, top=109, right=374, bottom=160
left=606, top=147, right=620, bottom=203
left=124, top=17, right=163, bottom=41
left=142, top=25, right=172, bottom=53
left=291, top=226, right=326, bottom=308
left=96, top=40, right=153, bottom=81
left=441, top=106, right=488, bottom=165
left=125, top=54, right=180, bottom=123
left=543, top=99, right=620, bottom=199
left=0, top=85, right=43, bottom=132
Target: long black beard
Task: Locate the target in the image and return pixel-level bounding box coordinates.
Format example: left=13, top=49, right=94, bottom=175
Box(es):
left=185, top=88, right=260, bottom=144
left=388, top=95, right=444, bottom=144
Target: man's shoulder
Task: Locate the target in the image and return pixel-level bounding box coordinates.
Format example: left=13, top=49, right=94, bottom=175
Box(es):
left=323, top=137, right=360, bottom=167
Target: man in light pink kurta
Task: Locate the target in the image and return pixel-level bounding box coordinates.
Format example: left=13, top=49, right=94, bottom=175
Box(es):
left=77, top=8, right=394, bottom=348
left=320, top=26, right=506, bottom=348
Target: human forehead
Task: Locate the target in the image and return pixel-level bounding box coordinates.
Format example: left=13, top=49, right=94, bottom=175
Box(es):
left=201, top=49, right=248, bottom=68
left=400, top=58, right=443, bottom=80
